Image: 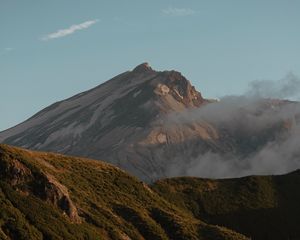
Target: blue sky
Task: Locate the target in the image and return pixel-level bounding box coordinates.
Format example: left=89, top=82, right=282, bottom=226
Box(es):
left=1, top=0, right=300, bottom=131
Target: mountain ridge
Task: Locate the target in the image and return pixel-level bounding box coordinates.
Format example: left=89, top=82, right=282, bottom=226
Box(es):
left=1, top=144, right=300, bottom=239
left=152, top=169, right=300, bottom=240
left=1, top=63, right=299, bottom=182
left=0, top=63, right=210, bottom=181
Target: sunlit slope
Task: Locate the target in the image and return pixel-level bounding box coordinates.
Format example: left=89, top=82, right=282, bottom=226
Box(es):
left=0, top=144, right=247, bottom=240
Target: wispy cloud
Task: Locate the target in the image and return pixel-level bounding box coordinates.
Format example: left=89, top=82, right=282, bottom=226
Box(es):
left=162, top=7, right=195, bottom=17
left=41, top=19, right=99, bottom=41
left=4, top=47, right=14, bottom=51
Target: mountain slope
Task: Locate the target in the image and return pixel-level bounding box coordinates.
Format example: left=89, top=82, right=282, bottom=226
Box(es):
left=0, top=63, right=215, bottom=181
left=0, top=144, right=248, bottom=240
left=1, top=63, right=298, bottom=181
left=152, top=172, right=300, bottom=240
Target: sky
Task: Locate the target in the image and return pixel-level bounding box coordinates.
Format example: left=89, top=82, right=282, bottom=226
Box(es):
left=1, top=0, right=300, bottom=131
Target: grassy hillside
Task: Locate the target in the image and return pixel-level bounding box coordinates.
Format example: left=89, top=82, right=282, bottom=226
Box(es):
left=0, top=144, right=247, bottom=240
left=152, top=172, right=300, bottom=240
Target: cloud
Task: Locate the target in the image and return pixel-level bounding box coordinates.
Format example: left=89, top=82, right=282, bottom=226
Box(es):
left=163, top=73, right=300, bottom=179
left=4, top=48, right=14, bottom=51
left=41, top=19, right=99, bottom=41
left=246, top=73, right=300, bottom=99
left=162, top=7, right=195, bottom=17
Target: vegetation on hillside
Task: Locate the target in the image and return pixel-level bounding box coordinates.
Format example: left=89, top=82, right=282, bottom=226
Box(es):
left=0, top=144, right=248, bottom=240
left=152, top=172, right=300, bottom=240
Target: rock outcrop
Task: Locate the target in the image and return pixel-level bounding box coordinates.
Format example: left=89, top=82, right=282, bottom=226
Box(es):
left=0, top=144, right=248, bottom=240
left=0, top=148, right=80, bottom=223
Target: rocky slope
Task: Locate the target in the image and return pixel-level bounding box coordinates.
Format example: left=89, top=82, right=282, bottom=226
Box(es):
left=0, top=63, right=215, bottom=181
left=0, top=63, right=298, bottom=181
left=0, top=144, right=248, bottom=240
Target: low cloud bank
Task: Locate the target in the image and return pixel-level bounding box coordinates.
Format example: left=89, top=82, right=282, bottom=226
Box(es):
left=165, top=74, right=300, bottom=178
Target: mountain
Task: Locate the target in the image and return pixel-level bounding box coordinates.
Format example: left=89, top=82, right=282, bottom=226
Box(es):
left=0, top=63, right=298, bottom=181
left=0, top=63, right=214, bottom=181
left=0, top=144, right=248, bottom=240
left=152, top=172, right=300, bottom=240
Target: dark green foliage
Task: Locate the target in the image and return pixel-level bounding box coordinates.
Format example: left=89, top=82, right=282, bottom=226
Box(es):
left=1, top=183, right=101, bottom=240
left=152, top=173, right=300, bottom=240
left=113, top=205, right=168, bottom=240
left=150, top=207, right=197, bottom=240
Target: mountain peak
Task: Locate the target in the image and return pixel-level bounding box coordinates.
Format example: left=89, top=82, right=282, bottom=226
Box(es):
left=0, top=63, right=208, bottom=181
left=132, top=62, right=154, bottom=73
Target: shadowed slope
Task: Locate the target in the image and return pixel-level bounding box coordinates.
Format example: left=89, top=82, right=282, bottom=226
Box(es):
left=152, top=171, right=300, bottom=240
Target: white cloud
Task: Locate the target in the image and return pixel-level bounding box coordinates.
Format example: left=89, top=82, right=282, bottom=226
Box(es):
left=162, top=7, right=195, bottom=17
left=4, top=48, right=14, bottom=51
left=41, top=19, right=99, bottom=41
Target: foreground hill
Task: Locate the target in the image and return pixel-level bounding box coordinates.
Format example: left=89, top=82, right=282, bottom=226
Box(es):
left=1, top=63, right=298, bottom=182
left=0, top=144, right=247, bottom=240
left=152, top=172, right=300, bottom=240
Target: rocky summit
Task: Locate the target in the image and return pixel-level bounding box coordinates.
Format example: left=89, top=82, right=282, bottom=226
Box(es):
left=0, top=63, right=298, bottom=182
left=0, top=63, right=211, bottom=181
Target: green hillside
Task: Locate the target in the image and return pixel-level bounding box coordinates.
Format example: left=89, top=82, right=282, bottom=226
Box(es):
left=152, top=172, right=300, bottom=240
left=0, top=144, right=247, bottom=240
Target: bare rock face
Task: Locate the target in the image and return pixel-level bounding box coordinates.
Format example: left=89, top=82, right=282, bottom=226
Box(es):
left=159, top=70, right=205, bottom=107
left=132, top=62, right=154, bottom=74
left=0, top=150, right=80, bottom=223
left=0, top=157, right=33, bottom=186
left=0, top=63, right=210, bottom=181
left=37, top=172, right=81, bottom=223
